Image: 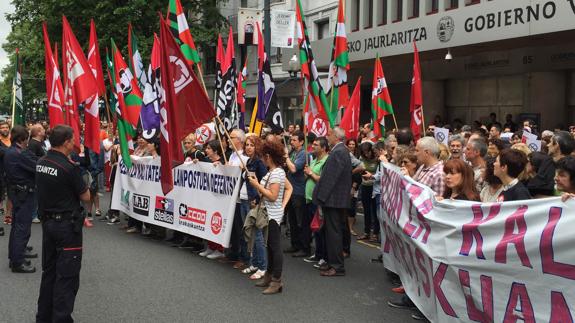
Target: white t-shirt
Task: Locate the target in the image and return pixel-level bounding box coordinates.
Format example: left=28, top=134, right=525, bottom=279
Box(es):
left=103, top=138, right=114, bottom=163
left=229, top=150, right=249, bottom=200
left=261, top=167, right=286, bottom=224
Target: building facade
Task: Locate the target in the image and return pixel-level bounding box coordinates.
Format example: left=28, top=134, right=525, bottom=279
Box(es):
left=286, top=0, right=575, bottom=131
left=211, top=0, right=575, bottom=131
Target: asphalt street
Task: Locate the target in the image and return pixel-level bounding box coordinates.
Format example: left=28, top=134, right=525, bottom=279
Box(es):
left=0, top=193, right=415, bottom=323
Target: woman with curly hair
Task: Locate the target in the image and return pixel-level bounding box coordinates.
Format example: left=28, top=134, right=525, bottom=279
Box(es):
left=480, top=157, right=504, bottom=202
left=247, top=139, right=292, bottom=294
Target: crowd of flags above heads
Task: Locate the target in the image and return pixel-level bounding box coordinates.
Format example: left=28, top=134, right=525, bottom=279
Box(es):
left=34, top=0, right=425, bottom=193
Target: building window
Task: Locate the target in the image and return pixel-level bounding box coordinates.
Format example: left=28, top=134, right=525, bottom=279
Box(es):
left=392, top=0, right=403, bottom=22
left=316, top=19, right=330, bottom=40
left=408, top=0, right=420, bottom=18
left=351, top=0, right=360, bottom=31
left=465, top=0, right=479, bottom=5
left=426, top=0, right=438, bottom=14
left=363, top=0, right=374, bottom=28
left=205, top=46, right=216, bottom=75
left=377, top=0, right=388, bottom=25
left=445, top=0, right=458, bottom=10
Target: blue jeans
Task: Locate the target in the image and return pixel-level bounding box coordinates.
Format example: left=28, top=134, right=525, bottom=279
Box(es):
left=361, top=185, right=379, bottom=235
left=251, top=229, right=267, bottom=270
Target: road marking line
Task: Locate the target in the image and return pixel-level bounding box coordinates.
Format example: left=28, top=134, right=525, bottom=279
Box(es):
left=357, top=240, right=381, bottom=250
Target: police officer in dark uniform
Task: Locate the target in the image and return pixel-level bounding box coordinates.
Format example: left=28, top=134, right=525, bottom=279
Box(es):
left=36, top=125, right=90, bottom=323
left=5, top=125, right=38, bottom=273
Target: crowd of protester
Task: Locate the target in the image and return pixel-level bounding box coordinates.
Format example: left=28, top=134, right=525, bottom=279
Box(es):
left=1, top=112, right=575, bottom=315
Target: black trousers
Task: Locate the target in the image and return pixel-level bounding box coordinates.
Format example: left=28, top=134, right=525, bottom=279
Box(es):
left=361, top=185, right=379, bottom=235
left=286, top=195, right=305, bottom=250
left=300, top=202, right=316, bottom=254
left=8, top=191, right=34, bottom=266
left=323, top=207, right=347, bottom=273
left=267, top=220, right=283, bottom=279
left=37, top=219, right=83, bottom=323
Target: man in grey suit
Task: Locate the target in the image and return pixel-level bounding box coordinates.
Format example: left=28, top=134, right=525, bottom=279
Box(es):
left=312, top=127, right=352, bottom=276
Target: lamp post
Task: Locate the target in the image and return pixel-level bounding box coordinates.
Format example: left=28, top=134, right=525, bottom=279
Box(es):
left=288, top=54, right=299, bottom=77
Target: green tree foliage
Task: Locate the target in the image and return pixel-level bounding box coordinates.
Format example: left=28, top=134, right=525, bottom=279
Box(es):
left=0, top=0, right=228, bottom=116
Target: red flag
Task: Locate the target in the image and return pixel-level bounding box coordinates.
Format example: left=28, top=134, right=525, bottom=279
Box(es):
left=88, top=20, right=106, bottom=95
left=85, top=19, right=103, bottom=153
left=62, top=16, right=98, bottom=106
left=340, top=77, right=361, bottom=140
left=42, top=23, right=65, bottom=127
left=159, top=17, right=216, bottom=194
left=223, top=27, right=234, bottom=74
left=63, top=16, right=98, bottom=148
left=410, top=41, right=424, bottom=141
left=216, top=35, right=224, bottom=68
left=53, top=43, right=59, bottom=68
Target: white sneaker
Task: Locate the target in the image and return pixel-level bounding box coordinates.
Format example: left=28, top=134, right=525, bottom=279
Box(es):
left=32, top=218, right=41, bottom=224
left=206, top=250, right=224, bottom=259
left=242, top=265, right=258, bottom=274
left=249, top=269, right=266, bottom=280
left=199, top=248, right=214, bottom=257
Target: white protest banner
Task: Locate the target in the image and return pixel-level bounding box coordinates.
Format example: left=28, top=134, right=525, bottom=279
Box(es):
left=434, top=127, right=449, bottom=145
left=379, top=163, right=575, bottom=322
left=111, top=157, right=242, bottom=247
left=270, top=10, right=296, bottom=48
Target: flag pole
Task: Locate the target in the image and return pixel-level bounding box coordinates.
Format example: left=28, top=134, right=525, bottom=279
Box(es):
left=299, top=70, right=309, bottom=166
left=329, top=82, right=335, bottom=123
left=421, top=107, right=426, bottom=135
left=213, top=118, right=228, bottom=164
left=103, top=91, right=113, bottom=124
left=391, top=113, right=399, bottom=133
left=196, top=63, right=208, bottom=93
left=11, top=82, right=16, bottom=128
left=214, top=115, right=247, bottom=170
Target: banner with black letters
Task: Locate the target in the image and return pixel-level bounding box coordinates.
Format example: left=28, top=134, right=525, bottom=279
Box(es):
left=111, top=156, right=241, bottom=247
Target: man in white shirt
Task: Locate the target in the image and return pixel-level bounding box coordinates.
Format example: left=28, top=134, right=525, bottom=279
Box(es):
left=227, top=129, right=250, bottom=269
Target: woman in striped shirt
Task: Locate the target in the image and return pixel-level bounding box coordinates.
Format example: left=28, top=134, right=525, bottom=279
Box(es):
left=247, top=139, right=292, bottom=295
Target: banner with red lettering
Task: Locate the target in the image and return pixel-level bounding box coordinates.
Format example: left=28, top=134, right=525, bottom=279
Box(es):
left=111, top=156, right=241, bottom=247
left=379, top=163, right=575, bottom=322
